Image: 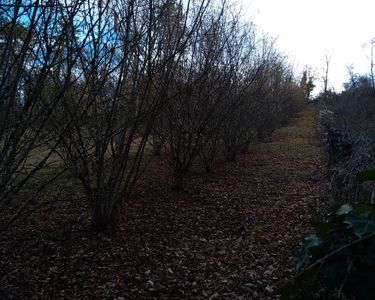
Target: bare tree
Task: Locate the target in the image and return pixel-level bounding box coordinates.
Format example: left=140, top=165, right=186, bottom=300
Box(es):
left=157, top=4, right=307, bottom=188
left=0, top=0, right=310, bottom=231
left=53, top=0, right=211, bottom=230
left=323, top=51, right=333, bottom=101
left=156, top=2, right=248, bottom=188
left=0, top=0, right=89, bottom=230
left=369, top=38, right=375, bottom=89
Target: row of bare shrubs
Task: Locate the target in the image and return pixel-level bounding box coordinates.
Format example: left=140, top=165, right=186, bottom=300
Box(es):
left=0, top=0, right=311, bottom=231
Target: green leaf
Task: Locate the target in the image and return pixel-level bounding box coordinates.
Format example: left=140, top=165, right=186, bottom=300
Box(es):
left=305, top=234, right=322, bottom=249
left=296, top=234, right=322, bottom=271
left=356, top=168, right=375, bottom=184
left=286, top=204, right=375, bottom=298
left=336, top=204, right=353, bottom=216
left=345, top=212, right=375, bottom=238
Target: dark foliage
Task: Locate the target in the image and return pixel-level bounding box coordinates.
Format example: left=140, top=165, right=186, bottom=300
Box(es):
left=281, top=203, right=375, bottom=300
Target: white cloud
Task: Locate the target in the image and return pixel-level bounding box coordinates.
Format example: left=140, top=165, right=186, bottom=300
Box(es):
left=242, top=0, right=375, bottom=92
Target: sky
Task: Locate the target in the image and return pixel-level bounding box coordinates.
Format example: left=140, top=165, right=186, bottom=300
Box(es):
left=242, top=0, right=375, bottom=93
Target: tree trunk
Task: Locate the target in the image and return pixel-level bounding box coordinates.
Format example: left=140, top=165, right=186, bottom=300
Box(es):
left=152, top=143, right=162, bottom=156
left=172, top=165, right=185, bottom=191
left=202, top=154, right=214, bottom=173
left=240, top=140, right=250, bottom=154
left=90, top=199, right=120, bottom=231
left=224, top=143, right=237, bottom=161
left=152, top=135, right=163, bottom=156
left=257, top=129, right=265, bottom=142
left=225, top=150, right=236, bottom=161
left=205, top=163, right=212, bottom=173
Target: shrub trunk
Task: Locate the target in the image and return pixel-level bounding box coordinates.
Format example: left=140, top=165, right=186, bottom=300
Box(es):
left=90, top=198, right=119, bottom=231
left=172, top=166, right=186, bottom=191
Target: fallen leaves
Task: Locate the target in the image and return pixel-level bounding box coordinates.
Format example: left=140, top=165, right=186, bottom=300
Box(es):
left=0, top=108, right=328, bottom=299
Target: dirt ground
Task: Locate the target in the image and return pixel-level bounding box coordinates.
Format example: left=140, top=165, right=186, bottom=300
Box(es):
left=0, top=106, right=328, bottom=299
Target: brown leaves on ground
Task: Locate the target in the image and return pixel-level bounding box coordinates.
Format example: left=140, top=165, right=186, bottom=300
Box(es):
left=0, top=107, right=327, bottom=299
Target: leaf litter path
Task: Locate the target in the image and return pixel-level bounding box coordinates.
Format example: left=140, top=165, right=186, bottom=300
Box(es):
left=0, top=107, right=327, bottom=299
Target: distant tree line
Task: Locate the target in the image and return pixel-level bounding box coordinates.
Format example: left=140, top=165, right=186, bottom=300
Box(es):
left=0, top=0, right=312, bottom=231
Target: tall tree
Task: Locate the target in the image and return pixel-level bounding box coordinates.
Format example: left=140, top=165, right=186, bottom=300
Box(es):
left=323, top=52, right=332, bottom=101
